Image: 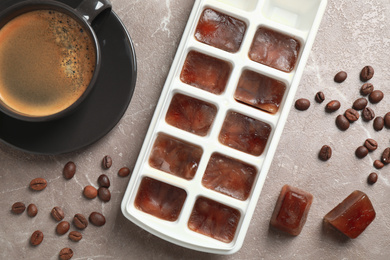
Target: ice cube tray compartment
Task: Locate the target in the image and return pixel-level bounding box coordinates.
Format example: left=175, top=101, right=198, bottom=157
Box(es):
left=122, top=0, right=327, bottom=254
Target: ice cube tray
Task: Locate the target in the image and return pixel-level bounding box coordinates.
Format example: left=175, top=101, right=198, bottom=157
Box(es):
left=121, top=0, right=327, bottom=254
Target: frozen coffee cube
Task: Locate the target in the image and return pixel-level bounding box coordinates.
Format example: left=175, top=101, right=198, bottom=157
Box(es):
left=270, top=185, right=313, bottom=236
left=324, top=190, right=375, bottom=239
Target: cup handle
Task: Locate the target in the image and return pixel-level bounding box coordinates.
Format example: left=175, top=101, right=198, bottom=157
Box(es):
left=75, top=0, right=112, bottom=26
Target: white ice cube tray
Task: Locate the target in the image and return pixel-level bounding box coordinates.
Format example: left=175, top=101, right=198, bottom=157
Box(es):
left=122, top=0, right=327, bottom=254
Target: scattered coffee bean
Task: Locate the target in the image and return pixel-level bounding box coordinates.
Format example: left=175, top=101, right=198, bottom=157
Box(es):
left=369, top=90, right=384, bottom=104
left=73, top=214, right=88, bottom=230
left=98, top=174, right=110, bottom=188
left=373, top=116, right=384, bottom=131
left=319, top=145, right=332, bottom=161
left=29, top=178, right=47, bottom=191
left=118, top=167, right=131, bottom=177
left=325, top=100, right=340, bottom=112
left=294, top=98, right=310, bottom=111
left=367, top=172, right=378, bottom=185
left=374, top=160, right=384, bottom=169
left=83, top=185, right=98, bottom=199
left=362, top=107, right=375, bottom=121
left=315, top=91, right=325, bottom=103
left=360, top=83, right=374, bottom=96
left=59, top=248, right=73, bottom=260
left=384, top=112, right=390, bottom=128
left=360, top=65, right=374, bottom=82
left=56, top=221, right=70, bottom=235
left=345, top=108, right=359, bottom=122
left=102, top=155, right=112, bottom=169
left=352, top=98, right=367, bottom=110
left=68, top=231, right=82, bottom=242
left=334, top=71, right=347, bottom=83
left=63, top=161, right=76, bottom=180
left=89, top=212, right=106, bottom=227
left=51, top=206, right=65, bottom=222
left=381, top=147, right=390, bottom=164
left=364, top=139, right=378, bottom=152
left=11, top=202, right=25, bottom=214
left=27, top=204, right=38, bottom=217
left=30, top=230, right=44, bottom=246
left=335, top=115, right=350, bottom=131
left=98, top=187, right=111, bottom=202
left=355, top=146, right=369, bottom=158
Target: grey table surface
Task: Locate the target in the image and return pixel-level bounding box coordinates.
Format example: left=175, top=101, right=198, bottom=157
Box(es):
left=1, top=0, right=390, bottom=259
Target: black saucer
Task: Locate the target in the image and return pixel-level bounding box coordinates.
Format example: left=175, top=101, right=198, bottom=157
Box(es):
left=0, top=0, right=137, bottom=155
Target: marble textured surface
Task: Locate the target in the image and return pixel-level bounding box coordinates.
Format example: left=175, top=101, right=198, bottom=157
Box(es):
left=1, top=0, right=390, bottom=259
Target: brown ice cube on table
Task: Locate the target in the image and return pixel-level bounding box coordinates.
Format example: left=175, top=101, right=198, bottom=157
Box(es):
left=235, top=70, right=286, bottom=114
left=149, top=134, right=202, bottom=180
left=188, top=197, right=240, bottom=243
left=324, top=190, right=375, bottom=239
left=270, top=185, right=313, bottom=236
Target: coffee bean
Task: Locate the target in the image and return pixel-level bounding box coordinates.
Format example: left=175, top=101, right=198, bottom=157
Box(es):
left=315, top=91, right=325, bottom=103
left=369, top=90, right=384, bottom=104
left=98, top=187, right=111, bottom=202
left=59, top=248, right=73, bottom=260
left=11, top=202, right=25, bottom=214
left=352, top=98, right=367, bottom=110
left=344, top=108, right=359, bottom=122
left=97, top=174, right=110, bottom=188
left=384, top=112, right=390, bottom=128
left=51, top=206, right=65, bottom=222
left=355, top=146, right=369, bottom=158
left=367, top=172, right=378, bottom=185
left=364, top=138, right=378, bottom=152
left=102, top=155, right=112, bottom=169
left=360, top=65, right=374, bottom=82
left=73, top=214, right=88, bottom=230
left=118, top=167, right=131, bottom=177
left=56, top=221, right=70, bottom=235
left=30, top=230, right=44, bottom=246
left=89, top=212, right=106, bottom=227
left=27, top=204, right=38, bottom=217
left=362, top=107, right=375, bottom=121
left=325, top=100, right=340, bottom=112
left=63, top=161, right=76, bottom=180
left=83, top=185, right=98, bottom=199
left=381, top=147, right=390, bottom=164
left=29, top=177, right=47, bottom=191
left=294, top=98, right=310, bottom=111
left=373, top=116, right=384, bottom=131
left=334, top=71, right=347, bottom=83
left=319, top=145, right=332, bottom=161
left=374, top=160, right=384, bottom=169
left=68, top=231, right=82, bottom=242
left=360, top=83, right=374, bottom=96
left=335, top=115, right=350, bottom=131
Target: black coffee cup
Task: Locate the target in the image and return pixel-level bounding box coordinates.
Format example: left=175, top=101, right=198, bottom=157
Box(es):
left=0, top=0, right=112, bottom=122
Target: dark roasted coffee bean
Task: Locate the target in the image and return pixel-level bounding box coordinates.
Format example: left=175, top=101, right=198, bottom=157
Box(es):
left=102, top=155, right=112, bottom=169
left=381, top=148, right=390, bottom=164
left=355, top=146, right=369, bottom=158
left=374, top=160, right=384, bottom=169
left=98, top=174, right=110, bottom=188
left=63, top=161, right=76, bottom=180
left=30, top=230, right=44, bottom=246
left=352, top=98, right=367, bottom=110
left=73, top=214, right=88, bottom=230
left=69, top=231, right=82, bottom=242
left=27, top=204, right=38, bottom=217
left=360, top=83, right=374, bottom=96
left=315, top=91, right=325, bottom=103
left=294, top=98, right=310, bottom=111
left=364, top=138, right=378, bottom=152
left=335, top=115, right=350, bottom=131
left=118, top=167, right=131, bottom=177
left=83, top=185, right=97, bottom=199
left=56, top=221, right=70, bottom=235
left=367, top=172, right=378, bottom=185
left=373, top=116, right=384, bottom=131
left=89, top=212, right=106, bottom=227
left=360, top=65, right=374, bottom=82
left=98, top=187, right=111, bottom=202
left=369, top=90, right=384, bottom=104
left=334, top=71, right=347, bottom=83
left=325, top=100, right=340, bottom=112
left=362, top=107, right=375, bottom=121
left=29, top=178, right=47, bottom=191
left=344, top=108, right=359, bottom=122
left=384, top=112, right=390, bottom=128
left=51, top=206, right=65, bottom=222
left=319, top=145, right=332, bottom=161
left=11, top=202, right=25, bottom=214
left=59, top=248, right=73, bottom=260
